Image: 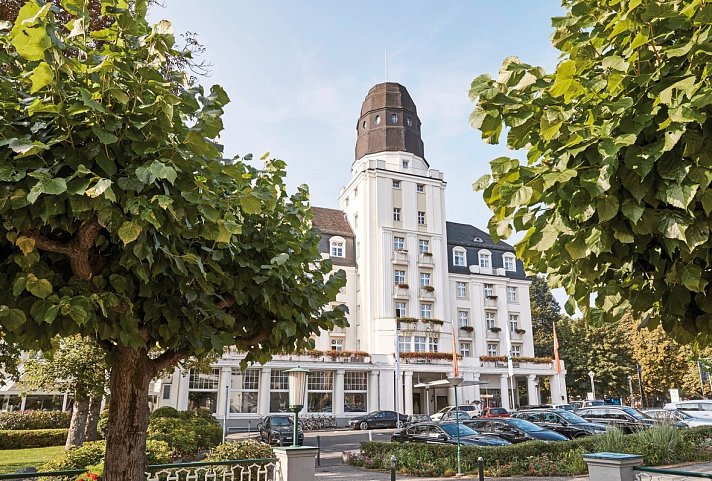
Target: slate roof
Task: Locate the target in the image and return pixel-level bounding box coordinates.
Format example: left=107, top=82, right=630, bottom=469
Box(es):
left=312, top=207, right=354, bottom=237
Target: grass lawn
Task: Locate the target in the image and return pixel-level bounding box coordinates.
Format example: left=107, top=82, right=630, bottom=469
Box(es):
left=0, top=446, right=64, bottom=474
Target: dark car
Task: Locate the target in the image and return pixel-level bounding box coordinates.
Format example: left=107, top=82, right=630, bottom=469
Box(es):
left=574, top=406, right=655, bottom=433
left=349, top=410, right=408, bottom=430
left=513, top=409, right=607, bottom=439
left=391, top=421, right=511, bottom=446
left=407, top=414, right=432, bottom=425
left=482, top=407, right=510, bottom=417
left=465, top=418, right=569, bottom=443
left=258, top=415, right=304, bottom=446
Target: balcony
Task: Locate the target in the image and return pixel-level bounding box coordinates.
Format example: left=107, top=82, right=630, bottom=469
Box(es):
left=486, top=327, right=502, bottom=339
left=478, top=356, right=554, bottom=370
left=393, top=284, right=410, bottom=298
left=510, top=329, right=526, bottom=340
left=419, top=286, right=435, bottom=299
left=484, top=295, right=499, bottom=308
left=393, top=250, right=409, bottom=264
left=418, top=253, right=434, bottom=265
left=459, top=326, right=475, bottom=338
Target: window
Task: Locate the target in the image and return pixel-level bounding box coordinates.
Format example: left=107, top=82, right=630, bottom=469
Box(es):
left=479, top=252, right=491, bottom=268
left=391, top=114, right=398, bottom=123
left=417, top=211, right=426, bottom=225
left=460, top=342, right=472, bottom=358
left=456, top=282, right=467, bottom=299
left=419, top=239, right=430, bottom=254
left=419, top=272, right=431, bottom=287
left=162, top=384, right=172, bottom=400
left=512, top=345, right=522, bottom=357
left=394, top=236, right=405, bottom=251
left=420, top=303, right=432, bottom=319
left=509, top=314, right=519, bottom=331
left=504, top=255, right=515, bottom=271
left=487, top=343, right=499, bottom=357
left=428, top=337, right=439, bottom=352
left=414, top=336, right=427, bottom=352
left=270, top=370, right=289, bottom=412
left=307, top=371, right=333, bottom=413
left=393, top=208, right=401, bottom=221
left=354, top=187, right=358, bottom=196
left=344, top=196, right=349, bottom=207
left=330, top=238, right=345, bottom=257
left=398, top=335, right=410, bottom=352
left=188, top=368, right=220, bottom=412
left=407, top=117, right=413, bottom=127
left=344, top=372, right=367, bottom=412
left=375, top=115, right=381, bottom=125
left=474, top=236, right=484, bottom=242
left=189, top=369, right=219, bottom=390
left=507, top=286, right=518, bottom=302
left=416, top=184, right=424, bottom=193
left=393, top=180, right=401, bottom=189
left=394, top=270, right=406, bottom=285
left=331, top=338, right=344, bottom=351
left=486, top=311, right=496, bottom=329
left=484, top=284, right=494, bottom=297
left=453, top=249, right=466, bottom=266
left=229, top=369, right=259, bottom=414
left=354, top=214, right=358, bottom=228
left=395, top=302, right=407, bottom=318
left=402, top=160, right=409, bottom=168
left=458, top=310, right=469, bottom=328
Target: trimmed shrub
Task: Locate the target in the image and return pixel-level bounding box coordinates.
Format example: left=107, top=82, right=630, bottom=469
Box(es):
left=0, top=428, right=67, bottom=449
left=0, top=410, right=71, bottom=430
left=147, top=410, right=222, bottom=457
left=41, top=440, right=171, bottom=472
left=206, top=440, right=274, bottom=461
left=150, top=406, right=181, bottom=419
left=96, top=409, right=109, bottom=439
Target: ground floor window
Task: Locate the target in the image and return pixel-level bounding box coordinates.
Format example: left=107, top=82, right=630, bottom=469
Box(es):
left=188, top=368, right=219, bottom=413
left=270, top=370, right=289, bottom=413
left=0, top=395, right=21, bottom=412
left=24, top=394, right=63, bottom=411
left=230, top=369, right=259, bottom=414
left=188, top=391, right=217, bottom=413
left=308, top=370, right=333, bottom=413
left=344, top=372, right=367, bottom=412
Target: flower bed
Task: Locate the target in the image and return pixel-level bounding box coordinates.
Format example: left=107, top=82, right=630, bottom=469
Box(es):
left=399, top=352, right=460, bottom=361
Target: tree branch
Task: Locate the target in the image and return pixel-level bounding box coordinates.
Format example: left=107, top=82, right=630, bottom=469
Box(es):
left=234, top=330, right=272, bottom=350
left=26, top=229, right=75, bottom=256
left=151, top=349, right=188, bottom=373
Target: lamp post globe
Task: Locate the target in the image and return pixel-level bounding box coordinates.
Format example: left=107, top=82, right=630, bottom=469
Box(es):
left=587, top=370, right=596, bottom=400
left=285, top=366, right=309, bottom=447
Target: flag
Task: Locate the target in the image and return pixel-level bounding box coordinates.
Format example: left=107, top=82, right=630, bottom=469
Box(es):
left=505, top=324, right=514, bottom=377
left=553, top=322, right=561, bottom=374
left=450, top=323, right=459, bottom=378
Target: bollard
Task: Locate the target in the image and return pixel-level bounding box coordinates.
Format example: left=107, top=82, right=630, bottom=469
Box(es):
left=248, top=420, right=251, bottom=437
left=316, top=435, right=321, bottom=467
left=478, top=456, right=484, bottom=481
left=390, top=455, right=397, bottom=481
left=368, top=430, right=372, bottom=442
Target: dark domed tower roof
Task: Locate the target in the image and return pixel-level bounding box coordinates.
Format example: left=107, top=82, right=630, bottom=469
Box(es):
left=355, top=82, right=425, bottom=161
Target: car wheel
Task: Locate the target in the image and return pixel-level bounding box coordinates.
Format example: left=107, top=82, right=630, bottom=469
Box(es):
left=359, top=421, right=370, bottom=430
left=396, top=420, right=404, bottom=428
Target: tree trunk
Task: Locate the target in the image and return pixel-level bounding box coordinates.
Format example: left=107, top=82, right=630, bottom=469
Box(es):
left=65, top=397, right=89, bottom=449
left=104, top=346, right=156, bottom=481
left=83, top=396, right=103, bottom=442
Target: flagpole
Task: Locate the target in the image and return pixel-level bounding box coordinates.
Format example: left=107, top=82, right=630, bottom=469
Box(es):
left=553, top=322, right=562, bottom=403
left=394, top=320, right=401, bottom=422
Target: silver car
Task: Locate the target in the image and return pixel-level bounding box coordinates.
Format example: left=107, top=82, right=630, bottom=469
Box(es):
left=645, top=408, right=712, bottom=427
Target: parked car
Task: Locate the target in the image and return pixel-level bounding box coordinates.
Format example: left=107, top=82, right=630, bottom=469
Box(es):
left=581, top=400, right=606, bottom=408
left=664, top=400, right=712, bottom=419
left=553, top=404, right=576, bottom=411
left=575, top=406, right=655, bottom=433
left=391, top=421, right=511, bottom=446
left=258, top=415, right=304, bottom=446
left=465, top=417, right=568, bottom=443
left=348, top=410, right=408, bottom=430
left=407, top=414, right=432, bottom=425
left=440, top=410, right=471, bottom=421
left=431, top=404, right=481, bottom=421
left=513, top=408, right=607, bottom=438
left=644, top=409, right=712, bottom=427
left=481, top=407, right=510, bottom=417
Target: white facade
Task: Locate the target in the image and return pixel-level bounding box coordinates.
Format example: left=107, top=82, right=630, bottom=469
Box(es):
left=153, top=83, right=568, bottom=428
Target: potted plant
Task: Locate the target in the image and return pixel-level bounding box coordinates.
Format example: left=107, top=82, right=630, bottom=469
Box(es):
left=422, top=252, right=433, bottom=257
left=486, top=294, right=498, bottom=299
left=397, top=283, right=409, bottom=289
left=489, top=326, right=502, bottom=333
left=423, top=319, right=444, bottom=325
left=460, top=325, right=475, bottom=333
left=421, top=285, right=435, bottom=292
left=515, top=328, right=526, bottom=334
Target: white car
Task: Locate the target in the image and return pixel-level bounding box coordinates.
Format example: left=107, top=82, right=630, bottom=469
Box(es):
left=645, top=408, right=712, bottom=427
left=431, top=404, right=481, bottom=421
left=663, top=400, right=712, bottom=419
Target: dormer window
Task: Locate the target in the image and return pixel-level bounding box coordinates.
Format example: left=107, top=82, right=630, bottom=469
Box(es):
left=330, top=237, right=345, bottom=258
left=504, top=255, right=515, bottom=271
left=453, top=248, right=466, bottom=267
left=474, top=236, right=484, bottom=243
left=479, top=250, right=491, bottom=269
left=392, top=180, right=401, bottom=189
left=402, top=160, right=409, bottom=169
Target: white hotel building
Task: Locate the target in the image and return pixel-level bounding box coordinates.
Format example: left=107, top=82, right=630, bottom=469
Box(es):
left=153, top=83, right=568, bottom=428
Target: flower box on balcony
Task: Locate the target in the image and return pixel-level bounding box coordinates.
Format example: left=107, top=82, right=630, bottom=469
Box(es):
left=421, top=285, right=435, bottom=293
left=489, top=327, right=502, bottom=333
left=486, top=295, right=498, bottom=300
left=460, top=326, right=475, bottom=333
left=396, top=283, right=409, bottom=289
left=514, top=328, right=526, bottom=334
left=422, top=252, right=433, bottom=257
left=422, top=318, right=444, bottom=326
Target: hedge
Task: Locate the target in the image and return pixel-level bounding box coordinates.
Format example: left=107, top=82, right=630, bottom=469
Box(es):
left=0, top=428, right=68, bottom=449
left=0, top=410, right=71, bottom=430
left=353, top=426, right=712, bottom=477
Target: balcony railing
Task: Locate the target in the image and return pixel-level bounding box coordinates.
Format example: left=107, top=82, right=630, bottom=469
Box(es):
left=484, top=296, right=499, bottom=307
left=418, top=253, right=434, bottom=265
left=393, top=250, right=409, bottom=264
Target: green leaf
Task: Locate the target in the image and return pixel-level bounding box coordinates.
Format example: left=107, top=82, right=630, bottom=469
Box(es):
left=85, top=179, right=112, bottom=198
left=149, top=161, right=178, bottom=184
left=29, top=62, right=53, bottom=93
left=42, top=178, right=67, bottom=195
left=472, top=174, right=491, bottom=191
left=15, top=235, right=35, bottom=255
left=596, top=196, right=619, bottom=222
left=489, top=157, right=519, bottom=175
left=621, top=199, right=645, bottom=223
left=9, top=2, right=51, bottom=61
left=240, top=195, right=262, bottom=215
left=0, top=307, right=26, bottom=330
left=92, top=126, right=119, bottom=145
left=118, top=221, right=142, bottom=245
left=549, top=59, right=576, bottom=98
left=78, top=88, right=105, bottom=113
left=26, top=276, right=53, bottom=299
left=681, top=263, right=705, bottom=292
left=271, top=253, right=289, bottom=266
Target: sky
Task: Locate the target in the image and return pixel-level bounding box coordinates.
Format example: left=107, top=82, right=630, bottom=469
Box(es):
left=150, top=1, right=569, bottom=306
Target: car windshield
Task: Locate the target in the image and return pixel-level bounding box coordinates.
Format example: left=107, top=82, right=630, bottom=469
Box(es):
left=505, top=418, right=545, bottom=432
left=621, top=407, right=650, bottom=419
left=271, top=417, right=293, bottom=426
left=674, top=410, right=691, bottom=419
left=558, top=411, right=589, bottom=424
left=440, top=423, right=479, bottom=437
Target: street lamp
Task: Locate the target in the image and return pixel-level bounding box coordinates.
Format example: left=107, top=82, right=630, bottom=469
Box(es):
left=448, top=376, right=464, bottom=476
left=286, top=366, right=309, bottom=447
left=627, top=375, right=634, bottom=406
left=587, top=370, right=596, bottom=400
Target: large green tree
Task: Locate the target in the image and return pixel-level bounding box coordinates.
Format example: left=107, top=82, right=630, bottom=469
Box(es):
left=0, top=2, right=346, bottom=479
left=469, top=0, right=712, bottom=343
left=530, top=276, right=562, bottom=358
